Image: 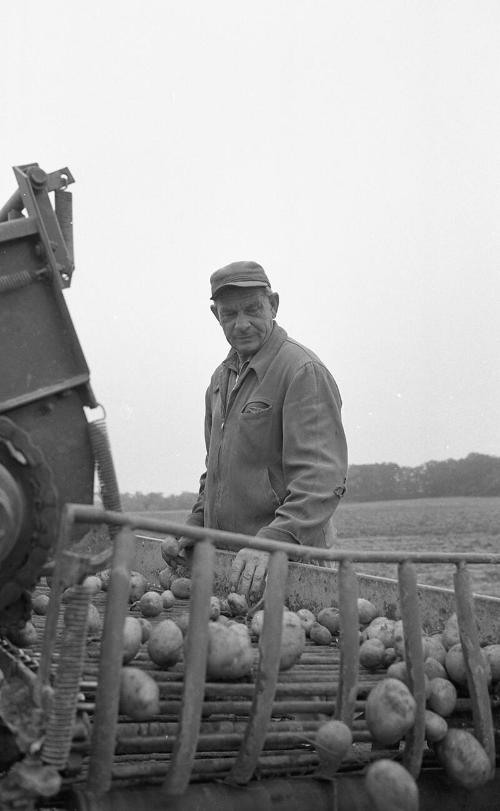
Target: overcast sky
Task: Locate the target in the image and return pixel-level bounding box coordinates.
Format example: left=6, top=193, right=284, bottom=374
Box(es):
left=2, top=1, right=499, bottom=495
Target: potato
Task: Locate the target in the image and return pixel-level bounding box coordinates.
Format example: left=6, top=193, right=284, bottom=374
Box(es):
left=357, top=598, right=378, bottom=626
left=445, top=643, right=492, bottom=688
left=83, top=575, right=102, bottom=595
left=219, top=597, right=231, bottom=616
left=138, top=617, right=152, bottom=643
left=310, top=622, right=332, bottom=646
left=315, top=720, right=352, bottom=776
left=483, top=644, right=500, bottom=682
left=99, top=569, right=111, bottom=591
left=129, top=572, right=148, bottom=603
left=148, top=619, right=184, bottom=668
left=383, top=647, right=397, bottom=668
left=365, top=759, right=419, bottom=811
left=227, top=592, right=248, bottom=617
left=8, top=621, right=38, bottom=648
left=122, top=616, right=143, bottom=663
left=393, top=619, right=405, bottom=659
left=365, top=678, right=417, bottom=745
left=250, top=610, right=264, bottom=638
left=206, top=621, right=253, bottom=680
left=32, top=593, right=50, bottom=615
left=175, top=613, right=190, bottom=635
left=278, top=612, right=306, bottom=671
left=424, top=709, right=448, bottom=743
left=209, top=596, right=221, bottom=621
left=365, top=616, right=395, bottom=648
left=359, top=638, right=386, bottom=671
left=139, top=591, right=163, bottom=617
left=160, top=537, right=180, bottom=564
left=386, top=661, right=408, bottom=685
left=436, top=728, right=492, bottom=789
left=385, top=662, right=431, bottom=698
left=296, top=608, right=316, bottom=636
left=87, top=604, right=102, bottom=635
left=158, top=566, right=174, bottom=590
left=427, top=676, right=457, bottom=717
left=422, top=634, right=446, bottom=665
left=442, top=613, right=460, bottom=650
left=423, top=656, right=447, bottom=681
left=161, top=590, right=175, bottom=610
left=119, top=667, right=160, bottom=720
left=171, top=578, right=192, bottom=600
left=317, top=607, right=340, bottom=635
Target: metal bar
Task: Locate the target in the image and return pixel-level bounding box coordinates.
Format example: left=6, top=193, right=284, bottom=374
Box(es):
left=86, top=527, right=137, bottom=795
left=65, top=504, right=500, bottom=566
left=0, top=216, right=38, bottom=241
left=37, top=508, right=74, bottom=689
left=162, top=539, right=215, bottom=795
left=454, top=562, right=496, bottom=777
left=335, top=560, right=359, bottom=727
left=0, top=376, right=93, bottom=415
left=398, top=561, right=426, bottom=778
left=230, top=550, right=289, bottom=784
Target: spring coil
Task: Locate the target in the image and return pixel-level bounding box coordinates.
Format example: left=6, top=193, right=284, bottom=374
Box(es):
left=42, top=583, right=92, bottom=768
left=88, top=418, right=122, bottom=536
left=0, top=270, right=35, bottom=293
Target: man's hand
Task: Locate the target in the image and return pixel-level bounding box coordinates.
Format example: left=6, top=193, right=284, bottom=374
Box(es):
left=177, top=536, right=195, bottom=566
left=230, top=548, right=270, bottom=602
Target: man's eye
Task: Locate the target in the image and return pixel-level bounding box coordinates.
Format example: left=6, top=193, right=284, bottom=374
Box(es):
left=245, top=307, right=260, bottom=316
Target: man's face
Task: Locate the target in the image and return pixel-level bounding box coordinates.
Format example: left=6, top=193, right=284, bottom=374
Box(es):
left=212, top=287, right=279, bottom=360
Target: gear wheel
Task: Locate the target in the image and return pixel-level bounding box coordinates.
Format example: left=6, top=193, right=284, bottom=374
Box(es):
left=0, top=417, right=58, bottom=628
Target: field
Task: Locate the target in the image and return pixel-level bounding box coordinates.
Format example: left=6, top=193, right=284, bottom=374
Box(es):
left=142, top=496, right=500, bottom=597
left=334, top=496, right=500, bottom=597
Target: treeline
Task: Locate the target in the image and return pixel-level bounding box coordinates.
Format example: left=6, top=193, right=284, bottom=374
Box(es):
left=120, top=490, right=198, bottom=512
left=344, top=453, right=500, bottom=502
left=119, top=453, right=500, bottom=510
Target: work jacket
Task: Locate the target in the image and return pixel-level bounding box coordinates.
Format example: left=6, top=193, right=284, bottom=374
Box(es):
left=188, top=323, right=348, bottom=549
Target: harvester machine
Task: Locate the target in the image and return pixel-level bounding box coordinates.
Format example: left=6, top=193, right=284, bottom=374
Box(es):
left=0, top=164, right=500, bottom=810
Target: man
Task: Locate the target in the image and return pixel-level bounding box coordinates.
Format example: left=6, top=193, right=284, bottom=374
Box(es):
left=181, top=260, right=348, bottom=600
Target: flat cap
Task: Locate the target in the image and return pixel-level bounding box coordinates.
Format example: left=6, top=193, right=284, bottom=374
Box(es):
left=210, top=260, right=271, bottom=299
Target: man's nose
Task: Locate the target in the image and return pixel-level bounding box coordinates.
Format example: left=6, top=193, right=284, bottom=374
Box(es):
left=234, top=311, right=251, bottom=330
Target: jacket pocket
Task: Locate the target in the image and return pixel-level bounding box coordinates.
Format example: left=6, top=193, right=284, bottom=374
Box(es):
left=237, top=402, right=274, bottom=462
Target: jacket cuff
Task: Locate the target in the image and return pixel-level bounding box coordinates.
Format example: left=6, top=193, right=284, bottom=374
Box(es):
left=256, top=525, right=300, bottom=545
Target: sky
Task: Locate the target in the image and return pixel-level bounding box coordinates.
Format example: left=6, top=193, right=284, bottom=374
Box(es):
left=1, top=1, right=499, bottom=495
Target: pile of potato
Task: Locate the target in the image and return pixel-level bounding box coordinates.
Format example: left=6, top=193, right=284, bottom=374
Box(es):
left=26, top=545, right=500, bottom=799
left=356, top=599, right=499, bottom=800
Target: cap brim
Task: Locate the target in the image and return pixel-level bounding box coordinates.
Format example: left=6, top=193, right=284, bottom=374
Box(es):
left=211, top=281, right=269, bottom=299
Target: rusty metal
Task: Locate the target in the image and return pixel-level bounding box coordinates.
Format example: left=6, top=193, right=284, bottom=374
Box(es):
left=163, top=539, right=215, bottom=795
left=398, top=560, right=426, bottom=778
left=230, top=550, right=289, bottom=784
left=454, top=561, right=496, bottom=777
left=85, top=528, right=136, bottom=794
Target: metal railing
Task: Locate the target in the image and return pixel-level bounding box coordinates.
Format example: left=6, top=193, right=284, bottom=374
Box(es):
left=38, top=504, right=498, bottom=797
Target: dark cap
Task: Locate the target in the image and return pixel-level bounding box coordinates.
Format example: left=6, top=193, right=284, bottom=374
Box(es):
left=210, top=260, right=271, bottom=299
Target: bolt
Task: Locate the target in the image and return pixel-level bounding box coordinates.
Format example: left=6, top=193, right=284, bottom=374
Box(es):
left=28, top=166, right=48, bottom=189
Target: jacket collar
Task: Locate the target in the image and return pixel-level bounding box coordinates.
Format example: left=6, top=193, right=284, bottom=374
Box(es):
left=222, top=323, right=288, bottom=382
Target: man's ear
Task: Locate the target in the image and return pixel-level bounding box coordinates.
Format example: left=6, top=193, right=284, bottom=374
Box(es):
left=210, top=303, right=220, bottom=323
left=269, top=292, right=279, bottom=318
